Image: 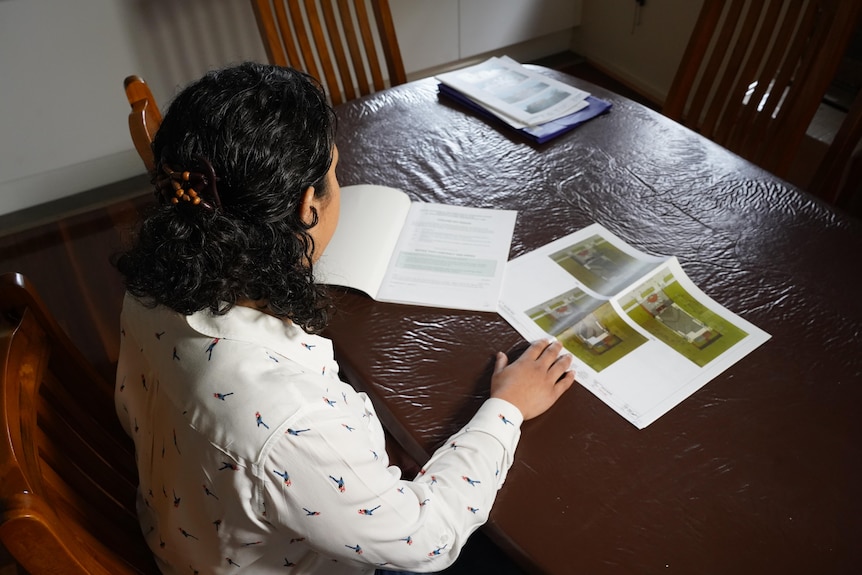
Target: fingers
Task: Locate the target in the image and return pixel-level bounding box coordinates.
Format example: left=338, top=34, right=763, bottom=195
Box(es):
left=537, top=342, right=575, bottom=390
left=527, top=339, right=567, bottom=371
left=520, top=338, right=553, bottom=360
left=497, top=339, right=554, bottom=369
left=491, top=339, right=577, bottom=420
left=552, top=349, right=573, bottom=374
left=497, top=339, right=575, bottom=382
left=554, top=368, right=576, bottom=394
left=510, top=339, right=571, bottom=375
left=538, top=340, right=565, bottom=364
left=493, top=351, right=509, bottom=374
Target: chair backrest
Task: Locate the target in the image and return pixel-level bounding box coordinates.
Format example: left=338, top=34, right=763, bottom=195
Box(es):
left=663, top=0, right=862, bottom=178
left=124, top=75, right=162, bottom=173
left=250, top=0, right=406, bottom=106
left=0, top=272, right=157, bottom=575
left=809, top=85, right=862, bottom=212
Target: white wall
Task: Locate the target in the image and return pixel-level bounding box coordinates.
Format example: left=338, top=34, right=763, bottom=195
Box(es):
left=391, top=0, right=581, bottom=78
left=0, top=0, right=267, bottom=217
left=389, top=0, right=460, bottom=74
left=0, top=0, right=580, bottom=218
left=571, top=0, right=703, bottom=103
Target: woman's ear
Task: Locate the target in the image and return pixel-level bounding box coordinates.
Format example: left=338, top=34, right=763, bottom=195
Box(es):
left=299, top=186, right=317, bottom=226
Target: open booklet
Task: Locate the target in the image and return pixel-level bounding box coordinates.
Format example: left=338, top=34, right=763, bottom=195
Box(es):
left=315, top=184, right=517, bottom=312
left=498, top=223, right=771, bottom=429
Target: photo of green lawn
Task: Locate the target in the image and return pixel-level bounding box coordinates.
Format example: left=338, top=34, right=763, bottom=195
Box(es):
left=528, top=288, right=647, bottom=372
left=549, top=234, right=659, bottom=296
left=620, top=270, right=748, bottom=366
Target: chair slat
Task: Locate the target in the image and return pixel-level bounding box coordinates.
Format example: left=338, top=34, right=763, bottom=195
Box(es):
left=276, top=0, right=304, bottom=69
left=251, top=0, right=288, bottom=66
left=251, top=0, right=405, bottom=104
left=712, top=0, right=783, bottom=146
left=681, top=0, right=745, bottom=130
left=729, top=0, right=802, bottom=155
left=354, top=0, right=385, bottom=93
left=699, top=1, right=766, bottom=139
left=287, top=0, right=323, bottom=87
left=749, top=1, right=821, bottom=166
left=321, top=0, right=358, bottom=101
left=810, top=85, right=862, bottom=205
left=763, top=0, right=859, bottom=174
left=371, top=0, right=406, bottom=87
left=39, top=450, right=140, bottom=552
left=663, top=0, right=862, bottom=180
left=0, top=273, right=159, bottom=574
left=338, top=0, right=371, bottom=96
left=38, top=382, right=138, bottom=508
left=304, top=0, right=345, bottom=105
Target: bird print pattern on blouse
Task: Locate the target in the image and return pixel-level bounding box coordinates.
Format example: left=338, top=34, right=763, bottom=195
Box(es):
left=115, top=297, right=523, bottom=574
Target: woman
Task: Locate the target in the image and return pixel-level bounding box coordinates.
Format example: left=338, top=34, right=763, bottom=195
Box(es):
left=115, top=62, right=574, bottom=575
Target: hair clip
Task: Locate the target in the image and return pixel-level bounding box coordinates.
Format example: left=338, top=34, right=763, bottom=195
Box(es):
left=156, top=156, right=222, bottom=211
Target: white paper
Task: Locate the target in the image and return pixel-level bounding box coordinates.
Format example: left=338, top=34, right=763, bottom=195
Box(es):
left=316, top=184, right=517, bottom=312
left=436, top=56, right=590, bottom=128
left=376, top=202, right=517, bottom=311
left=498, top=223, right=771, bottom=429
left=315, top=184, right=411, bottom=298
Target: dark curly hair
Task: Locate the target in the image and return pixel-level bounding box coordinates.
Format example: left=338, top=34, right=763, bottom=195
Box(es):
left=115, top=63, right=337, bottom=333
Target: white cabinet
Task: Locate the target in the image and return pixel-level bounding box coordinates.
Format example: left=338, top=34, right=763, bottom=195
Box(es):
left=389, top=0, right=582, bottom=76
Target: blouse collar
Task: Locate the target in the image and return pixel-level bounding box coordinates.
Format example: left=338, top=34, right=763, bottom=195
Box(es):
left=185, top=304, right=338, bottom=377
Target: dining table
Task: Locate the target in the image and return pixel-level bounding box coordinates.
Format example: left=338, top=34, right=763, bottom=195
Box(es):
left=326, top=67, right=862, bottom=574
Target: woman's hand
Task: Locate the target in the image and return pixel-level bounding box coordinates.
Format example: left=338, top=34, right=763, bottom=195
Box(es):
left=490, top=339, right=575, bottom=420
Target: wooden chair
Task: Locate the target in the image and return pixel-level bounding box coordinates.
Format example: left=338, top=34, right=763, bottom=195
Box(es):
left=663, top=0, right=862, bottom=179
left=0, top=272, right=157, bottom=574
left=124, top=75, right=162, bottom=173
left=809, top=86, right=862, bottom=214
left=250, top=0, right=406, bottom=106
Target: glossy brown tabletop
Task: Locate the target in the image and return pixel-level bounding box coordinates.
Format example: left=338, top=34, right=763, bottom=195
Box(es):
left=327, top=70, right=862, bottom=574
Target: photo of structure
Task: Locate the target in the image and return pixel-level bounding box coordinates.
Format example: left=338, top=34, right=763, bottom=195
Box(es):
left=620, top=269, right=748, bottom=366
left=527, top=287, right=647, bottom=372
left=550, top=234, right=659, bottom=296
left=638, top=290, right=716, bottom=348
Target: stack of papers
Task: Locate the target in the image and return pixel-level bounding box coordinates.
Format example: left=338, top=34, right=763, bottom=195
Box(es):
left=436, top=56, right=612, bottom=143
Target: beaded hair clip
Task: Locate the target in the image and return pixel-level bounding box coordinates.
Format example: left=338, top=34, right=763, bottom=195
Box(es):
left=155, top=156, right=222, bottom=211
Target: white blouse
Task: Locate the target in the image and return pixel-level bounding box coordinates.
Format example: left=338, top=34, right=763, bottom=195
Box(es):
left=115, top=294, right=524, bottom=574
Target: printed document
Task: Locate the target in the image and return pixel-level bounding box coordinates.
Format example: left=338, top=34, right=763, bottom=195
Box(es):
left=436, top=56, right=590, bottom=128
left=316, top=184, right=517, bottom=312
left=498, top=223, right=771, bottom=428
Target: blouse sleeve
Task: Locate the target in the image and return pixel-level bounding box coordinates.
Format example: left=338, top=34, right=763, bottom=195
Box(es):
left=259, top=396, right=523, bottom=572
